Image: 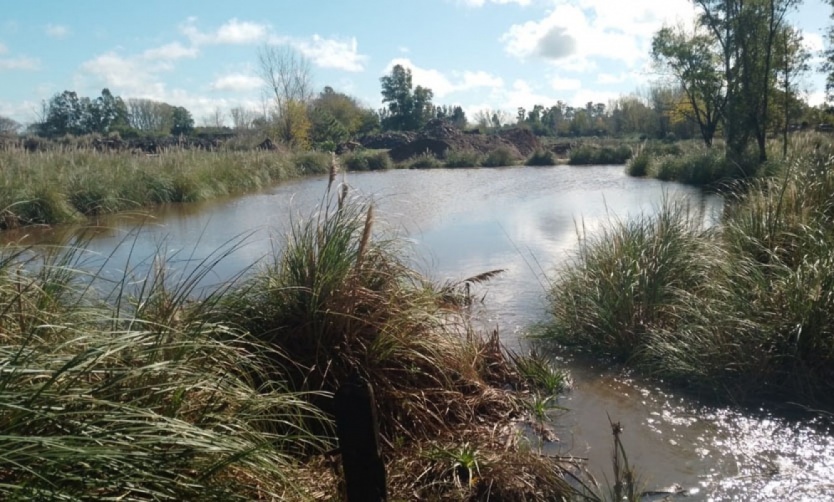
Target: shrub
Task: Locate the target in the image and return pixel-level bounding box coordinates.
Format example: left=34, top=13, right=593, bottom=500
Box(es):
left=525, top=149, right=558, bottom=166
left=625, top=149, right=651, bottom=177
left=481, top=146, right=518, bottom=167
left=290, top=151, right=331, bottom=174
left=443, top=149, right=482, bottom=168
left=407, top=152, right=442, bottom=169
left=568, top=145, right=632, bottom=165
left=342, top=150, right=392, bottom=171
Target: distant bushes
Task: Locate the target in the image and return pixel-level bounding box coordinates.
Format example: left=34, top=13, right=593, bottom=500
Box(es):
left=568, top=144, right=632, bottom=165
left=341, top=150, right=392, bottom=171
left=407, top=152, right=443, bottom=169
left=481, top=146, right=518, bottom=167
left=442, top=149, right=482, bottom=168
left=525, top=149, right=558, bottom=166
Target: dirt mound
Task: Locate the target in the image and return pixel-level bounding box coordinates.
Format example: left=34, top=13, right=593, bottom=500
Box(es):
left=367, top=119, right=540, bottom=162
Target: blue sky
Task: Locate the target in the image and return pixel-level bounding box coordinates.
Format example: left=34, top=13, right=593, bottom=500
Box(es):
left=0, top=0, right=829, bottom=126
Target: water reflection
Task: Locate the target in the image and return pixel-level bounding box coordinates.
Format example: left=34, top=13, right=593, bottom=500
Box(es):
left=3, top=165, right=830, bottom=500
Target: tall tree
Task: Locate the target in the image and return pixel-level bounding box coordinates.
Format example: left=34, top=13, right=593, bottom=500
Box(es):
left=774, top=26, right=810, bottom=157
left=258, top=45, right=313, bottom=146
left=0, top=115, right=21, bottom=136
left=652, top=25, right=725, bottom=146
left=170, top=106, right=194, bottom=136
left=695, top=0, right=801, bottom=164
left=824, top=0, right=834, bottom=102
left=380, top=65, right=434, bottom=131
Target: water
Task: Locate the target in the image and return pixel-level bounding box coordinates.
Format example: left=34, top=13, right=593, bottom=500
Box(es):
left=4, top=165, right=833, bottom=500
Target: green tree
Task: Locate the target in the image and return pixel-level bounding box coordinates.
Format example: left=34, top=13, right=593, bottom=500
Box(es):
left=774, top=26, right=810, bottom=157
left=652, top=25, right=725, bottom=146
left=695, top=0, right=801, bottom=164
left=380, top=64, right=434, bottom=131
left=170, top=106, right=194, bottom=136
left=39, top=90, right=85, bottom=137
left=823, top=0, right=834, bottom=102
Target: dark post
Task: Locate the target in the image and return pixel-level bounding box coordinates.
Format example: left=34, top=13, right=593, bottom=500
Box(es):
left=334, top=372, right=387, bottom=501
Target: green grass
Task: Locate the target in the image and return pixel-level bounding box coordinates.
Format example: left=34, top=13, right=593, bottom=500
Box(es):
left=442, top=149, right=483, bottom=168
left=547, top=134, right=834, bottom=407
left=481, top=146, right=519, bottom=167
left=340, top=149, right=392, bottom=171
left=526, top=149, right=559, bottom=166
left=0, top=148, right=326, bottom=229
left=568, top=144, right=632, bottom=165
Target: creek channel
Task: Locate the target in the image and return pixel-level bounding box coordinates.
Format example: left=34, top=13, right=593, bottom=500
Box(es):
left=5, top=165, right=833, bottom=500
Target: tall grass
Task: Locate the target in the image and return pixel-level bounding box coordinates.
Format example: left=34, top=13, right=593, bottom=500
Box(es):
left=547, top=136, right=834, bottom=406
left=0, top=242, right=325, bottom=500
left=568, top=144, right=632, bottom=165
left=0, top=148, right=327, bottom=229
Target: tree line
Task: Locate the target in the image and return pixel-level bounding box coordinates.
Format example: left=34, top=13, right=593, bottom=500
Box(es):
left=4, top=0, right=834, bottom=158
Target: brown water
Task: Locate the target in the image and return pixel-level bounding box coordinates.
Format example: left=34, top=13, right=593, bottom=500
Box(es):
left=5, top=166, right=833, bottom=500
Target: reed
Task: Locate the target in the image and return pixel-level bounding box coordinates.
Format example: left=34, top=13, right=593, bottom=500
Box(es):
left=0, top=148, right=323, bottom=229
left=548, top=136, right=834, bottom=407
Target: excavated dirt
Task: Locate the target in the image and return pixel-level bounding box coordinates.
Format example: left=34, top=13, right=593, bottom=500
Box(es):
left=360, top=120, right=541, bottom=162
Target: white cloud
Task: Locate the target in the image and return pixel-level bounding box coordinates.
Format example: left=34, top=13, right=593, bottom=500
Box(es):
left=142, top=42, right=199, bottom=62
left=384, top=58, right=503, bottom=98
left=181, top=18, right=269, bottom=46
left=45, top=23, right=70, bottom=39
left=290, top=35, right=368, bottom=72
left=570, top=89, right=622, bottom=106
left=210, top=73, right=261, bottom=91
left=0, top=56, right=40, bottom=71
left=458, top=0, right=532, bottom=6
left=501, top=0, right=695, bottom=70
left=597, top=72, right=631, bottom=84
left=550, top=76, right=582, bottom=91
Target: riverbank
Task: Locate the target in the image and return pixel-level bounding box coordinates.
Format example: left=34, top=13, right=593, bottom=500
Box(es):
left=546, top=134, right=834, bottom=408
left=0, top=175, right=605, bottom=500
left=0, top=148, right=336, bottom=229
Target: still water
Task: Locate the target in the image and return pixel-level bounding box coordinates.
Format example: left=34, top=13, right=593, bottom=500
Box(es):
left=5, top=166, right=833, bottom=500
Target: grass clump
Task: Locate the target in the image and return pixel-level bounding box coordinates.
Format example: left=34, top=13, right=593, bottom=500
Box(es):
left=547, top=135, right=834, bottom=407
left=625, top=148, right=651, bottom=177
left=443, top=149, right=483, bottom=168
left=341, top=149, right=392, bottom=171
left=481, top=146, right=519, bottom=167
left=526, top=149, right=559, bottom=166
left=406, top=152, right=443, bottom=169
left=0, top=244, right=325, bottom=500
left=568, top=144, right=632, bottom=165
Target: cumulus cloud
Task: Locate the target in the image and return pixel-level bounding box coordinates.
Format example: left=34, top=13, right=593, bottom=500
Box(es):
left=501, top=0, right=695, bottom=69
left=550, top=76, right=582, bottom=91
left=457, top=0, right=532, bottom=6
left=181, top=18, right=269, bottom=46
left=383, top=58, right=504, bottom=98
left=45, top=23, right=70, bottom=39
left=210, top=73, right=262, bottom=92
left=0, top=56, right=40, bottom=71
left=287, top=35, right=368, bottom=72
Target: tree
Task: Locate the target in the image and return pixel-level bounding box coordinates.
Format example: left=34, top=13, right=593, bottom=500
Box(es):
left=380, top=64, right=434, bottom=131
left=774, top=26, right=810, bottom=157
left=127, top=99, right=175, bottom=133
left=230, top=106, right=260, bottom=130
left=259, top=45, right=313, bottom=146
left=694, top=0, right=801, bottom=164
left=0, top=115, right=21, bottom=136
left=652, top=25, right=725, bottom=146
left=823, top=0, right=834, bottom=103
left=85, top=88, right=129, bottom=134
left=170, top=106, right=194, bottom=136
left=39, top=90, right=84, bottom=137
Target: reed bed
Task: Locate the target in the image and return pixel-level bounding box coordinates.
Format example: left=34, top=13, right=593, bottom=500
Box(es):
left=547, top=135, right=834, bottom=407
left=0, top=148, right=330, bottom=229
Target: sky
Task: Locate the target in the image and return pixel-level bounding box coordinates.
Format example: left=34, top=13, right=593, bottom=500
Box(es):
left=0, top=0, right=830, bottom=127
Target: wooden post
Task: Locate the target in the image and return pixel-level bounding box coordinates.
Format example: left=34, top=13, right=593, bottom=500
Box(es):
left=334, top=372, right=387, bottom=501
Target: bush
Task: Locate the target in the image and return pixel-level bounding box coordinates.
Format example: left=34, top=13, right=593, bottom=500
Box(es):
left=525, top=149, right=558, bottom=166
left=481, top=146, right=518, bottom=167
left=342, top=150, right=392, bottom=171
left=407, top=152, right=442, bottom=169
left=442, top=149, right=482, bottom=168
left=625, top=149, right=651, bottom=177
left=568, top=144, right=632, bottom=165
left=290, top=151, right=331, bottom=174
